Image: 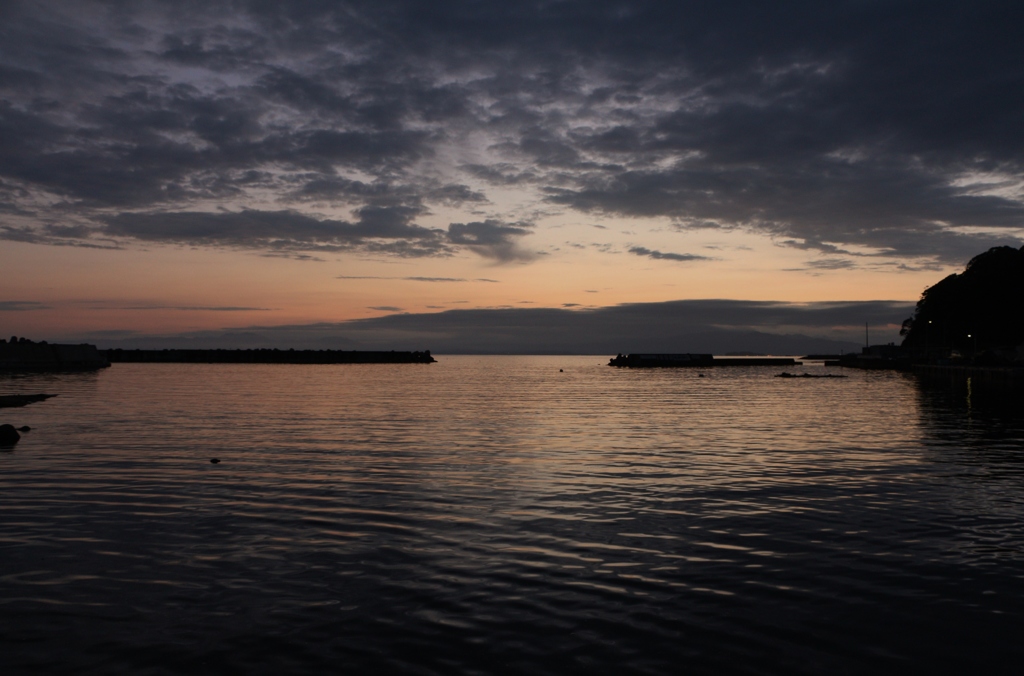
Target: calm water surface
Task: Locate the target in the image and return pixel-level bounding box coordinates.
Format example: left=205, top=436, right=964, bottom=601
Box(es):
left=2, top=356, right=1023, bottom=674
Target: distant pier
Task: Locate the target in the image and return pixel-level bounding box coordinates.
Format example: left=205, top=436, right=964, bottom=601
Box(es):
left=105, top=349, right=436, bottom=364
left=609, top=354, right=800, bottom=367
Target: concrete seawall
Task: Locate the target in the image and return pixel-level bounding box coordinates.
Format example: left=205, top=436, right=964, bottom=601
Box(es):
left=913, top=364, right=1024, bottom=396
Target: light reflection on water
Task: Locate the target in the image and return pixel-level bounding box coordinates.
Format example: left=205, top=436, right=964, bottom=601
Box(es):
left=2, top=356, right=1024, bottom=674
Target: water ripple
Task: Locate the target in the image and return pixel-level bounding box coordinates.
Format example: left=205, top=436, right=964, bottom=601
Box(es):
left=2, top=358, right=1024, bottom=673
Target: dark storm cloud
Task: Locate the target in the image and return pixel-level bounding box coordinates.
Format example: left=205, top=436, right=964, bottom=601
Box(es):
left=0, top=1, right=1022, bottom=264
left=546, top=161, right=1024, bottom=262
left=447, top=220, right=537, bottom=262
left=330, top=299, right=912, bottom=354
left=336, top=275, right=499, bottom=282
left=789, top=259, right=858, bottom=272
left=120, top=305, right=272, bottom=311
left=424, top=184, right=488, bottom=206
left=0, top=300, right=49, bottom=311
left=285, top=176, right=485, bottom=208
left=87, top=299, right=913, bottom=353
left=403, top=277, right=465, bottom=283
left=0, top=223, right=121, bottom=249
left=69, top=299, right=272, bottom=312
left=100, top=207, right=451, bottom=256
left=461, top=164, right=538, bottom=186
left=629, top=246, right=710, bottom=263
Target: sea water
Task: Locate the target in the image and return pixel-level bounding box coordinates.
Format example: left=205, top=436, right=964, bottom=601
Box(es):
left=1, top=356, right=1023, bottom=674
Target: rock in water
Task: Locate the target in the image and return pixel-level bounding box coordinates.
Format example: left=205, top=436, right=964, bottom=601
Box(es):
left=0, top=424, right=21, bottom=445
left=0, top=394, right=57, bottom=409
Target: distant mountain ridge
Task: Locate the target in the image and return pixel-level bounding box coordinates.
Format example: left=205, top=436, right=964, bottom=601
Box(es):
left=55, top=299, right=913, bottom=356
left=88, top=324, right=862, bottom=356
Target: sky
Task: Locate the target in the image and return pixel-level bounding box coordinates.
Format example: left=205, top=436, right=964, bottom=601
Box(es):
left=2, top=1, right=1023, bottom=351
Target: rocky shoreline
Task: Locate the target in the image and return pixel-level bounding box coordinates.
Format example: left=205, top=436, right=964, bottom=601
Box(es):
left=0, top=337, right=110, bottom=371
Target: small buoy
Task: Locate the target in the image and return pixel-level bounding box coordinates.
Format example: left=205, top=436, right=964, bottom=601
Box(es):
left=698, top=373, right=705, bottom=378
left=17, top=426, right=30, bottom=432
left=559, top=369, right=563, bottom=372
left=210, top=458, right=220, bottom=464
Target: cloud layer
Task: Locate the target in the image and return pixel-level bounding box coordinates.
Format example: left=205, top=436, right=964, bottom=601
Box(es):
left=1, top=1, right=1022, bottom=266
left=82, top=299, right=914, bottom=354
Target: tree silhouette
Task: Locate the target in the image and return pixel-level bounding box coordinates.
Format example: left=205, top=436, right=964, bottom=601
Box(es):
left=901, top=246, right=1024, bottom=357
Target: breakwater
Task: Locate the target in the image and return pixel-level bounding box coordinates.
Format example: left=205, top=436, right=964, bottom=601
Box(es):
left=609, top=353, right=800, bottom=367
left=105, top=349, right=436, bottom=364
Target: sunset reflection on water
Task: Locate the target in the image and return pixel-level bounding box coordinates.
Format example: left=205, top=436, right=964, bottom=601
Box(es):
left=1, top=357, right=1023, bottom=674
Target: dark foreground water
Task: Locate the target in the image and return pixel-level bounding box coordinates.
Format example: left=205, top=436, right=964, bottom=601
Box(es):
left=2, top=356, right=1023, bottom=674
